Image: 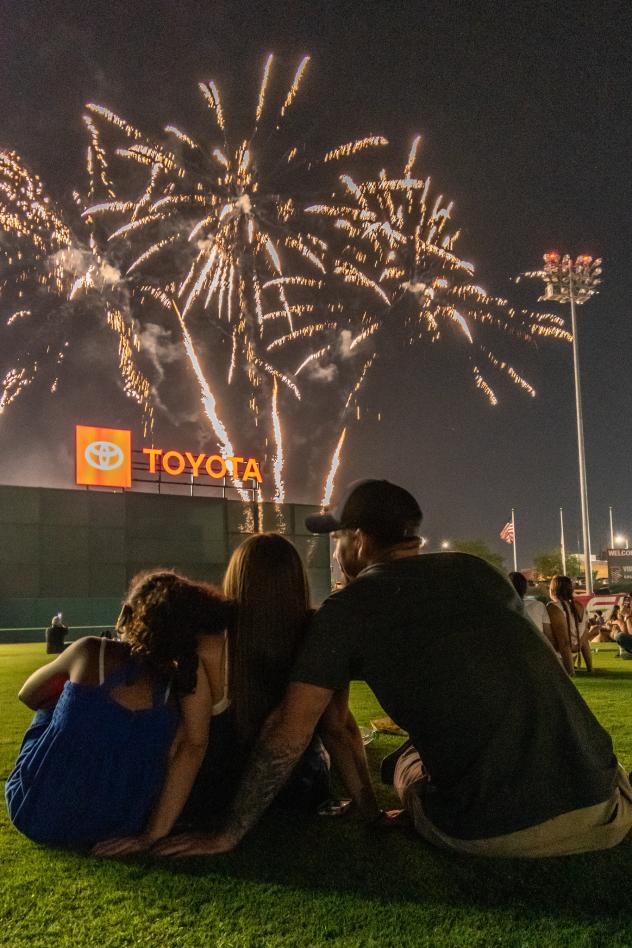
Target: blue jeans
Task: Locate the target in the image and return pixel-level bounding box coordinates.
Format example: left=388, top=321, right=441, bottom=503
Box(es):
left=615, top=631, right=632, bottom=655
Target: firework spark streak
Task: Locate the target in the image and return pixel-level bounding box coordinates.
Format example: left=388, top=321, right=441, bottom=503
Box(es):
left=271, top=377, right=285, bottom=502
left=322, top=427, right=347, bottom=507
left=170, top=301, right=249, bottom=500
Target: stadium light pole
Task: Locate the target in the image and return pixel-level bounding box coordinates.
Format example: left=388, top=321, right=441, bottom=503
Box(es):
left=537, top=253, right=603, bottom=595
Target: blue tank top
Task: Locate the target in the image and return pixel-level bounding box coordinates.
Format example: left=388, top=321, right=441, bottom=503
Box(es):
left=5, top=645, right=178, bottom=846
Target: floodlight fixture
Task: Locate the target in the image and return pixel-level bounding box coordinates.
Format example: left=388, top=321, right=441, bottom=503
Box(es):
left=540, top=253, right=602, bottom=306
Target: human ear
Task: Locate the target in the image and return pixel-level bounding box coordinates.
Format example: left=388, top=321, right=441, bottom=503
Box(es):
left=355, top=529, right=373, bottom=562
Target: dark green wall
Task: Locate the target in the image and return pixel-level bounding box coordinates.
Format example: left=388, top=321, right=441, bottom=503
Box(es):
left=0, top=486, right=331, bottom=641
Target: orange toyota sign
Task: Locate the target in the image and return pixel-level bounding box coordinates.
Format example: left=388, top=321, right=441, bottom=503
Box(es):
left=75, top=425, right=132, bottom=489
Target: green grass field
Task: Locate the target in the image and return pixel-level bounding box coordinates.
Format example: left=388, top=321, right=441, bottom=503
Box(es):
left=1, top=643, right=632, bottom=947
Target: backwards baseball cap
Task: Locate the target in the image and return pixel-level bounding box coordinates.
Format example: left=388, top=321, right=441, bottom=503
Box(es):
left=305, top=479, right=422, bottom=542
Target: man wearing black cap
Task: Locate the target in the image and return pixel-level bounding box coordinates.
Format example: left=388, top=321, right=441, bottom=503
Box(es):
left=159, top=480, right=632, bottom=858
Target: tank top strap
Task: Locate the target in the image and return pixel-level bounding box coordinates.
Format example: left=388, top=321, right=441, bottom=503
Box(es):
left=151, top=675, right=173, bottom=707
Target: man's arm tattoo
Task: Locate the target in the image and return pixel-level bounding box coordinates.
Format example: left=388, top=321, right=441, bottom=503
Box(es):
left=225, top=736, right=306, bottom=840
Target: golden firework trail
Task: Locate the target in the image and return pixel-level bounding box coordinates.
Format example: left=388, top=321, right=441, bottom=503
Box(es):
left=280, top=55, right=310, bottom=119
left=271, top=377, right=285, bottom=502
left=322, top=427, right=347, bottom=507
left=171, top=301, right=249, bottom=500
left=255, top=53, right=274, bottom=124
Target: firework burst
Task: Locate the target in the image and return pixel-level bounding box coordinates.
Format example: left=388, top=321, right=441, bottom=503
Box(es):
left=80, top=56, right=388, bottom=499
left=0, top=58, right=570, bottom=507
left=313, top=139, right=570, bottom=498
left=0, top=150, right=154, bottom=429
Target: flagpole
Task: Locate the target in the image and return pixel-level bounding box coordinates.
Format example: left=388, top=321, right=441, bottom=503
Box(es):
left=511, top=507, right=518, bottom=572
left=609, top=506, right=614, bottom=549
left=560, top=507, right=567, bottom=575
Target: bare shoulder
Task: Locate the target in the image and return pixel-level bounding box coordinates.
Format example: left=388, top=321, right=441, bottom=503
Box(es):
left=197, top=632, right=225, bottom=657
left=76, top=635, right=125, bottom=662
left=196, top=632, right=226, bottom=674
left=48, top=635, right=104, bottom=683
left=61, top=635, right=101, bottom=663
left=75, top=635, right=105, bottom=653
left=70, top=636, right=128, bottom=682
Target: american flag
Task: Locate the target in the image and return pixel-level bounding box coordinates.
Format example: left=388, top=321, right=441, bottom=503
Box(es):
left=500, top=520, right=515, bottom=544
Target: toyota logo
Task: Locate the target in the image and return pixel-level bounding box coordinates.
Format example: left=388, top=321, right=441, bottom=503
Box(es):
left=84, top=440, right=125, bottom=471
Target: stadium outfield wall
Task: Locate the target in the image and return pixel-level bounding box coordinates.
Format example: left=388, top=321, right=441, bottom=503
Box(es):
left=0, top=485, right=331, bottom=643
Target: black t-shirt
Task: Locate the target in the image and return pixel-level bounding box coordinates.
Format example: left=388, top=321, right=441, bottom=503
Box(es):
left=292, top=553, right=617, bottom=840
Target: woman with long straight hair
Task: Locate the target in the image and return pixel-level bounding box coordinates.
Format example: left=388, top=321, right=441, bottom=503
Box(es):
left=547, top=575, right=593, bottom=676
left=181, top=532, right=331, bottom=825
left=225, top=532, right=312, bottom=746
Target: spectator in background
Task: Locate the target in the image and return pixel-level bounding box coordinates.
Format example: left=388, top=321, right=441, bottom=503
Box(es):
left=45, top=613, right=68, bottom=654
left=509, top=572, right=553, bottom=647
left=590, top=605, right=621, bottom=643
left=614, top=597, right=632, bottom=659
left=587, top=612, right=609, bottom=642
left=547, top=575, right=593, bottom=676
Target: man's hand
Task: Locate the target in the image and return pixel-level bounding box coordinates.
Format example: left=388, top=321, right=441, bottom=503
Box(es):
left=364, top=809, right=411, bottom=832
left=375, top=808, right=411, bottom=830
left=151, top=831, right=239, bottom=857
left=91, top=834, right=156, bottom=857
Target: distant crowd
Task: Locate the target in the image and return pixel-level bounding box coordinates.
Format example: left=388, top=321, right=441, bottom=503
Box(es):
left=509, top=570, right=632, bottom=670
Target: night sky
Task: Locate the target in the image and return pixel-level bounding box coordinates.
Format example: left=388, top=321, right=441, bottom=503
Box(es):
left=1, top=0, right=631, bottom=567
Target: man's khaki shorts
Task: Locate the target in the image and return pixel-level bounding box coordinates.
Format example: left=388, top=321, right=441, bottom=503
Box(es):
left=394, top=745, right=632, bottom=857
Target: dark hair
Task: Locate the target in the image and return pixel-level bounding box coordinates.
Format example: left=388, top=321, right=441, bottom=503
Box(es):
left=371, top=524, right=422, bottom=549
left=223, top=533, right=310, bottom=746
left=550, top=574, right=581, bottom=631
left=117, top=570, right=231, bottom=695
left=509, top=571, right=528, bottom=598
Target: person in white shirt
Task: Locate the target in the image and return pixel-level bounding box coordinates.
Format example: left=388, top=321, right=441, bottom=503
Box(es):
left=509, top=571, right=553, bottom=647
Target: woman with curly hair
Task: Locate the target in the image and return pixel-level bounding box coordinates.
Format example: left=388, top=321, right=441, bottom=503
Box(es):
left=5, top=570, right=230, bottom=848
